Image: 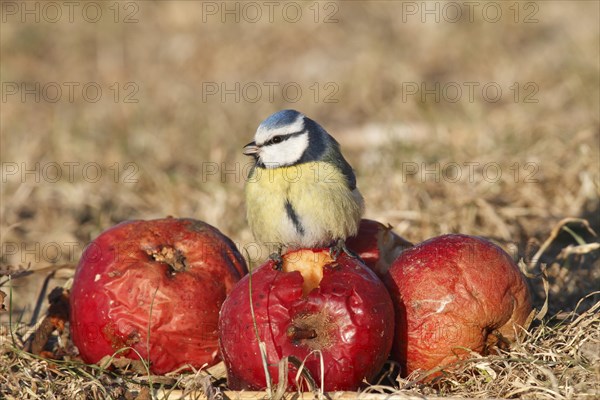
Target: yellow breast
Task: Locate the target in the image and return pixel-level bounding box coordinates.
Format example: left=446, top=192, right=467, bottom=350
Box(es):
left=245, top=162, right=364, bottom=248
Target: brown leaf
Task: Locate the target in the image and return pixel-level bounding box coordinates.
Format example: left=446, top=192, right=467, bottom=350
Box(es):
left=0, top=290, right=6, bottom=312
left=29, top=287, right=70, bottom=356
left=98, top=355, right=149, bottom=374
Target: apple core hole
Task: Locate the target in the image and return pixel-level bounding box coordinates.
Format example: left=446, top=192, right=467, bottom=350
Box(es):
left=146, top=246, right=188, bottom=274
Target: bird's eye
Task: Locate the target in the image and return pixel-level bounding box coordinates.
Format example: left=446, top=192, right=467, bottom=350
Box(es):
left=271, top=136, right=282, bottom=144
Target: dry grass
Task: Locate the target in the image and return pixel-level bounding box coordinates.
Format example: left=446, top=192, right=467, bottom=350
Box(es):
left=1, top=292, right=598, bottom=399
left=1, top=1, right=599, bottom=398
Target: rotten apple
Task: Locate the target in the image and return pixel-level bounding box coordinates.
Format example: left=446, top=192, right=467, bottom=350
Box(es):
left=218, top=249, right=394, bottom=391
left=70, top=218, right=247, bottom=374
left=346, top=219, right=413, bottom=279
left=385, top=234, right=532, bottom=377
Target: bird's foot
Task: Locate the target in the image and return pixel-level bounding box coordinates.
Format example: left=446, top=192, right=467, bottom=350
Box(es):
left=329, top=239, right=360, bottom=261
left=269, top=247, right=284, bottom=270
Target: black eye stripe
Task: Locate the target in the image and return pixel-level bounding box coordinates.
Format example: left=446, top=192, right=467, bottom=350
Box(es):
left=264, top=131, right=304, bottom=146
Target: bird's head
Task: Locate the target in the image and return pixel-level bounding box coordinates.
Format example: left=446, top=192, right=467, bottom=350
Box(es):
left=243, top=109, right=328, bottom=168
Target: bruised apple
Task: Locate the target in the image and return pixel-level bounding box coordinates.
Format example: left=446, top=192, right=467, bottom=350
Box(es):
left=346, top=219, right=413, bottom=278
left=385, top=234, right=532, bottom=377
left=218, top=249, right=394, bottom=391
left=70, top=218, right=247, bottom=374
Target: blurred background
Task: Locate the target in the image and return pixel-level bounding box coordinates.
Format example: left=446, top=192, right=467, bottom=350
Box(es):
left=1, top=1, right=598, bottom=319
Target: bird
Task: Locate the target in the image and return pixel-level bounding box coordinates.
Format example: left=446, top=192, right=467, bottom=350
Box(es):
left=243, top=109, right=364, bottom=258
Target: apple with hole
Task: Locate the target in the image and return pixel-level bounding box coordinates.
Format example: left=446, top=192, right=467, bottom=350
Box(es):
left=218, top=248, right=394, bottom=391
left=385, top=234, right=532, bottom=377
left=70, top=218, right=247, bottom=374
left=345, top=219, right=413, bottom=278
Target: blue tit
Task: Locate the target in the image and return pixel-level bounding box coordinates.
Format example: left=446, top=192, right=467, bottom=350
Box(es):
left=243, top=109, right=364, bottom=252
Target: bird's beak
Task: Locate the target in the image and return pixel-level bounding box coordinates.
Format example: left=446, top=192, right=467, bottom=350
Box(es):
left=243, top=141, right=260, bottom=156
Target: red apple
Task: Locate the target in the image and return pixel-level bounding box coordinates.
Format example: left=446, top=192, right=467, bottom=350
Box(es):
left=346, top=219, right=413, bottom=278
left=70, top=217, right=247, bottom=374
left=385, top=234, right=532, bottom=377
left=218, top=249, right=394, bottom=391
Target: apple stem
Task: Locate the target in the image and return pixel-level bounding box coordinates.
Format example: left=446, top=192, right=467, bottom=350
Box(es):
left=287, top=325, right=317, bottom=341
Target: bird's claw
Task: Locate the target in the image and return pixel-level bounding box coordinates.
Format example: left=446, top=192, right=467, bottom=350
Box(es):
left=330, top=239, right=360, bottom=261
left=269, top=250, right=284, bottom=270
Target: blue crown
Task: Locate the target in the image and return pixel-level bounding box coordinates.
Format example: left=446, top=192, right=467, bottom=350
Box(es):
left=259, top=109, right=303, bottom=130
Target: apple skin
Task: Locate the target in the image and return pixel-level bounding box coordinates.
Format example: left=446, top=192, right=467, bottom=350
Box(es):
left=70, top=218, right=247, bottom=374
left=218, top=249, right=394, bottom=391
left=346, top=219, right=413, bottom=279
left=385, top=234, right=532, bottom=377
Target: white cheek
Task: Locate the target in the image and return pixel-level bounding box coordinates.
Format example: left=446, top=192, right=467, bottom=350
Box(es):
left=260, top=135, right=308, bottom=167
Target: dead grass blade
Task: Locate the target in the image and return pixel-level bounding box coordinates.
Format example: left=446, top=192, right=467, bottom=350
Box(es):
left=530, top=218, right=598, bottom=270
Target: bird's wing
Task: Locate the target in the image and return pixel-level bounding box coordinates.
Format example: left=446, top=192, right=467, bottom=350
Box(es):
left=323, top=144, right=358, bottom=191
